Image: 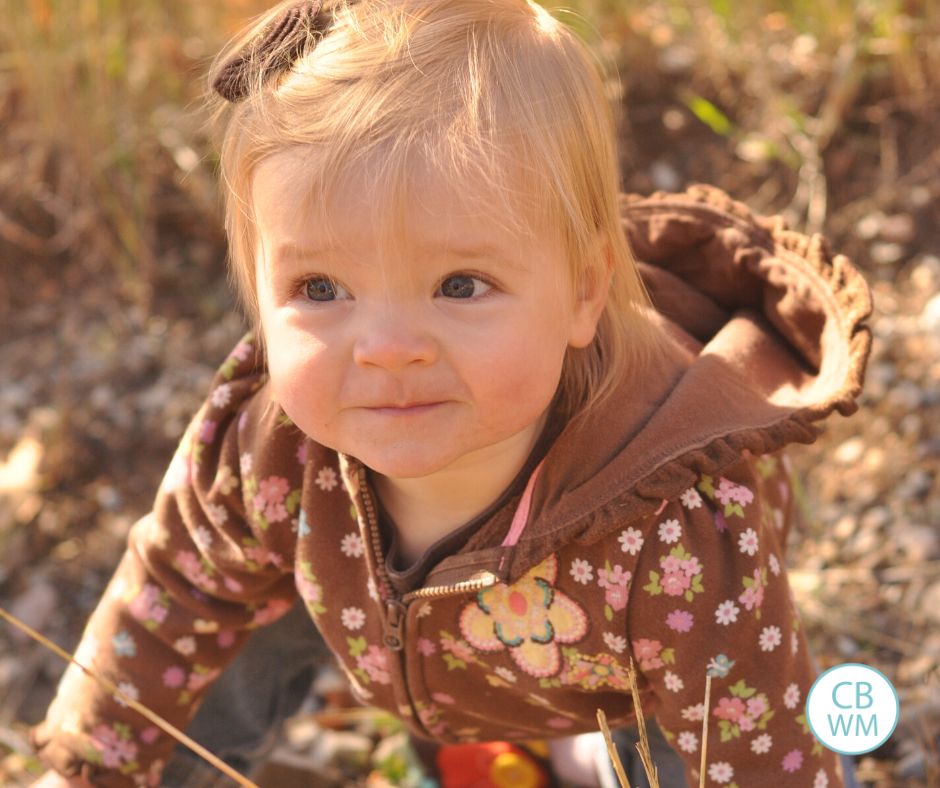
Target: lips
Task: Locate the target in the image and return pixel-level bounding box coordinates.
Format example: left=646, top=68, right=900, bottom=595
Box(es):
left=362, top=402, right=446, bottom=414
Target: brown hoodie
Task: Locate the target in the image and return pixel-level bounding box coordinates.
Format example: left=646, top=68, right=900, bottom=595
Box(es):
left=32, top=185, right=871, bottom=786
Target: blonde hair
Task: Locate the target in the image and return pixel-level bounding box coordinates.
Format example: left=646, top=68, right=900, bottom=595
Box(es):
left=207, top=0, right=663, bottom=419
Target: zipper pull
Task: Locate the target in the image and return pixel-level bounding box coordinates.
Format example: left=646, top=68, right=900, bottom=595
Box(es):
left=384, top=598, right=407, bottom=651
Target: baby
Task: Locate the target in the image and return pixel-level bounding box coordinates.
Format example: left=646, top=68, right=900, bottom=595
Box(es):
left=32, top=1, right=871, bottom=785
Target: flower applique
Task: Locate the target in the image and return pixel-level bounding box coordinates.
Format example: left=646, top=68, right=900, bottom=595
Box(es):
left=559, top=649, right=632, bottom=691
left=698, top=473, right=754, bottom=519
left=127, top=584, right=170, bottom=631
left=295, top=561, right=326, bottom=616
left=459, top=554, right=588, bottom=678
left=245, top=475, right=301, bottom=529
left=739, top=567, right=769, bottom=619
left=597, top=561, right=631, bottom=619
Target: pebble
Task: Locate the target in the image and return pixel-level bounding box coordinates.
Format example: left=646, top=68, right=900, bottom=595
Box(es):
left=650, top=159, right=682, bottom=191
left=886, top=379, right=923, bottom=410
left=894, top=524, right=939, bottom=562
left=879, top=213, right=916, bottom=244
left=833, top=437, right=865, bottom=465
left=855, top=211, right=884, bottom=240
left=870, top=242, right=907, bottom=265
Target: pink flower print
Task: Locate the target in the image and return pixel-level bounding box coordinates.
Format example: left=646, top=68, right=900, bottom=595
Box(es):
left=460, top=555, right=588, bottom=678
left=739, top=568, right=766, bottom=612
left=618, top=527, right=644, bottom=555
left=224, top=576, right=243, bottom=594
left=681, top=704, right=705, bottom=722
left=715, top=600, right=739, bottom=625
left=231, top=340, right=253, bottom=361
left=253, top=476, right=290, bottom=524
left=90, top=724, right=138, bottom=769
left=783, top=682, right=800, bottom=709
left=174, top=550, right=217, bottom=592
left=244, top=544, right=283, bottom=569
left=759, top=625, right=782, bottom=651
left=813, top=769, right=829, bottom=788
left=441, top=633, right=476, bottom=662
left=680, top=488, right=702, bottom=509
left=217, top=630, right=236, bottom=648
left=163, top=666, right=186, bottom=689
left=658, top=518, right=681, bottom=543
left=199, top=419, right=217, bottom=444
left=715, top=477, right=754, bottom=507
left=738, top=528, right=759, bottom=556
left=632, top=638, right=663, bottom=671
left=597, top=564, right=630, bottom=588
left=210, top=384, right=233, bottom=409
left=417, top=637, right=437, bottom=656
left=315, top=465, right=339, bottom=491
left=547, top=716, right=573, bottom=729
left=661, top=555, right=682, bottom=575
left=340, top=532, right=365, bottom=558
left=751, top=733, right=772, bottom=754
left=432, top=692, right=455, bottom=705
left=252, top=598, right=292, bottom=627
left=128, top=584, right=168, bottom=626
left=661, top=570, right=691, bottom=597
left=681, top=556, right=702, bottom=577
left=707, top=761, right=734, bottom=784
left=187, top=667, right=221, bottom=692
left=746, top=695, right=769, bottom=718
left=357, top=644, right=391, bottom=684
left=714, top=510, right=728, bottom=532
left=714, top=696, right=746, bottom=722
left=666, top=609, right=694, bottom=633
left=604, top=582, right=629, bottom=611
left=569, top=558, right=594, bottom=584
left=603, top=632, right=627, bottom=653
left=296, top=441, right=309, bottom=466
left=781, top=749, right=804, bottom=773
left=677, top=731, right=698, bottom=752
left=738, top=714, right=756, bottom=732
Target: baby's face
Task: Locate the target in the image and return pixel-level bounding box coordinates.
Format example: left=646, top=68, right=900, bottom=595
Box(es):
left=252, top=149, right=603, bottom=481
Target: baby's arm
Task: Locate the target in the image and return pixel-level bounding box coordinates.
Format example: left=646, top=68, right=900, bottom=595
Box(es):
left=31, top=337, right=304, bottom=785
left=625, top=453, right=843, bottom=785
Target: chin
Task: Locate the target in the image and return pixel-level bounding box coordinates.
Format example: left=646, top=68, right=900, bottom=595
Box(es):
left=350, top=445, right=459, bottom=480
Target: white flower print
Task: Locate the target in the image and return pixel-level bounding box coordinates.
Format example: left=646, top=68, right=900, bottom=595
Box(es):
left=783, top=682, right=801, bottom=709
left=738, top=527, right=759, bottom=556
left=664, top=671, right=684, bottom=692
left=239, top=452, right=253, bottom=477
left=681, top=703, right=705, bottom=722
left=211, top=384, right=233, bottom=408
left=715, top=600, right=740, bottom=625
left=813, top=769, right=829, bottom=788
left=113, top=681, right=139, bottom=708
left=658, top=518, right=681, bottom=544
left=340, top=532, right=365, bottom=558
left=206, top=503, right=228, bottom=527
left=315, top=466, right=339, bottom=491
left=759, top=625, right=782, bottom=651
left=708, top=761, right=734, bottom=784
left=603, top=632, right=627, bottom=654
left=367, top=577, right=379, bottom=602
left=193, top=525, right=213, bottom=551
left=340, top=606, right=366, bottom=630
left=416, top=602, right=432, bottom=618
left=768, top=553, right=781, bottom=575
left=618, top=527, right=644, bottom=555
left=677, top=731, right=698, bottom=753
left=751, top=733, right=773, bottom=754
left=680, top=488, right=702, bottom=509
left=174, top=636, right=196, bottom=656
left=495, top=666, right=517, bottom=683
left=569, top=558, right=594, bottom=584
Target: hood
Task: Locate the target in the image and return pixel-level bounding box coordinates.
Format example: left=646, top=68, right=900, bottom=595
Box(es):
left=422, top=185, right=872, bottom=587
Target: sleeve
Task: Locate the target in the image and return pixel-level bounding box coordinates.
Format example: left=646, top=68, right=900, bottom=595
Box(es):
left=624, top=452, right=845, bottom=787
left=31, top=335, right=308, bottom=787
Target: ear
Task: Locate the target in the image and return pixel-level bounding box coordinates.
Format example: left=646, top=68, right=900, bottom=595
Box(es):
left=568, top=235, right=613, bottom=349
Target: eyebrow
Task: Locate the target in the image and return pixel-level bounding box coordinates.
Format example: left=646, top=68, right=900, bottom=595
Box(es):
left=273, top=242, right=526, bottom=268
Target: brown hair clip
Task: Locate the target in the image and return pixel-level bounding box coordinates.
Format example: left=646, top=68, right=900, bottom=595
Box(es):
left=213, top=0, right=330, bottom=103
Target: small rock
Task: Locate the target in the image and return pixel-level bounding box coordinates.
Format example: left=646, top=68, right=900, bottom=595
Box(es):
left=878, top=213, right=916, bottom=244
left=886, top=379, right=922, bottom=410
left=650, top=159, right=682, bottom=191
left=833, top=437, right=865, bottom=465
left=895, top=524, right=939, bottom=561
left=856, top=211, right=884, bottom=240
left=870, top=242, right=907, bottom=266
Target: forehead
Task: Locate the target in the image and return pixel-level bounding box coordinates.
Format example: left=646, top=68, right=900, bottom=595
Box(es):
left=250, top=146, right=551, bottom=261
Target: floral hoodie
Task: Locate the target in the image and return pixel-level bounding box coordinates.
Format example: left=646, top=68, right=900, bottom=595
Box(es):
left=32, top=186, right=871, bottom=787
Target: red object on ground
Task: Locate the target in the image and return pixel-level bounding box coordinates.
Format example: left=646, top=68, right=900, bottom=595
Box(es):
left=436, top=741, right=550, bottom=788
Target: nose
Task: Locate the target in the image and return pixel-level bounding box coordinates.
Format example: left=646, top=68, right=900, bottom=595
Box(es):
left=352, top=306, right=438, bottom=370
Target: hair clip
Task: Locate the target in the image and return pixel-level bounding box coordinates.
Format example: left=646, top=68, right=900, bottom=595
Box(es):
left=212, top=0, right=327, bottom=103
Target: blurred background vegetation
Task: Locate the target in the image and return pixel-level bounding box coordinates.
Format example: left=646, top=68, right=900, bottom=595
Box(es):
left=1, top=0, right=938, bottom=785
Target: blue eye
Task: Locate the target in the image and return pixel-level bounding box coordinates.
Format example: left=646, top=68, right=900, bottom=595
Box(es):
left=304, top=277, right=350, bottom=302
left=439, top=275, right=491, bottom=299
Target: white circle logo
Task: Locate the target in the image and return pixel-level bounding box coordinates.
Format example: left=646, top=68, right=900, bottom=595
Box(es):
left=806, top=663, right=899, bottom=755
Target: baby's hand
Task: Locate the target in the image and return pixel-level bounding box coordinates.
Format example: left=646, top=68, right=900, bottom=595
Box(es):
left=30, top=771, right=93, bottom=788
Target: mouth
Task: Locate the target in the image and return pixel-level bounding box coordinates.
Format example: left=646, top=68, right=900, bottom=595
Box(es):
left=363, top=402, right=446, bottom=415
